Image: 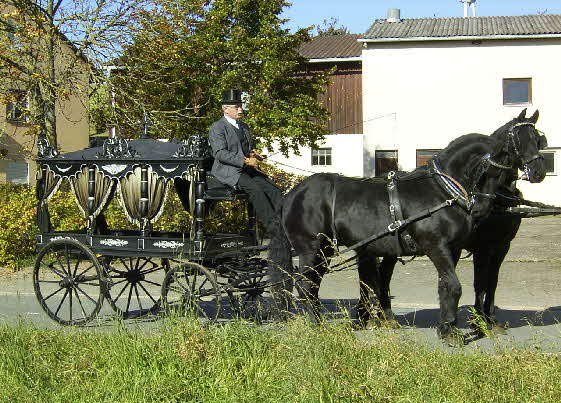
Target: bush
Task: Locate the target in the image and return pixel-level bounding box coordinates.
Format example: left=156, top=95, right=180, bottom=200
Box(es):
left=0, top=166, right=305, bottom=269
left=0, top=184, right=37, bottom=269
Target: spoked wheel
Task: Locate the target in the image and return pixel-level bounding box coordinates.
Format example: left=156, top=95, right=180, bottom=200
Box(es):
left=225, top=259, right=270, bottom=321
left=102, top=256, right=169, bottom=318
left=161, top=262, right=222, bottom=322
left=33, top=239, right=105, bottom=326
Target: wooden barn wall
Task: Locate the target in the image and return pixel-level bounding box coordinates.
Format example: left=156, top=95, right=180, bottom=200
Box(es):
left=300, top=62, right=363, bottom=134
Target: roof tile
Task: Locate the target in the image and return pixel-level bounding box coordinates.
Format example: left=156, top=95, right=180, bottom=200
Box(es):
left=299, top=34, right=362, bottom=59
left=362, top=15, right=561, bottom=40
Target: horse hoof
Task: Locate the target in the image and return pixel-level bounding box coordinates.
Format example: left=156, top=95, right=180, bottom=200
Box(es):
left=490, top=322, right=508, bottom=335
left=438, top=326, right=465, bottom=347
left=379, top=319, right=401, bottom=329
left=365, top=319, right=378, bottom=330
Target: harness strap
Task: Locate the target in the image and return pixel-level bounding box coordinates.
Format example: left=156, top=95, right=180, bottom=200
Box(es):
left=430, top=159, right=471, bottom=211
left=330, top=176, right=339, bottom=250
left=333, top=197, right=457, bottom=257
left=386, top=171, right=418, bottom=255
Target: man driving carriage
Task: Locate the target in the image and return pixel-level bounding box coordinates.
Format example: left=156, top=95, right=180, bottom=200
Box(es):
left=208, top=89, right=283, bottom=237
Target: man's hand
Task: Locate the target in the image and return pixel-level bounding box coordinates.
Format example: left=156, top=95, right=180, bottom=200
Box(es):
left=250, top=149, right=266, bottom=161
left=244, top=157, right=259, bottom=167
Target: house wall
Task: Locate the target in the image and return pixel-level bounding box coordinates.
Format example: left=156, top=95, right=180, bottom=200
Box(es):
left=266, top=133, right=364, bottom=178
left=0, top=7, right=89, bottom=185
left=301, top=61, right=363, bottom=135
left=362, top=38, right=561, bottom=204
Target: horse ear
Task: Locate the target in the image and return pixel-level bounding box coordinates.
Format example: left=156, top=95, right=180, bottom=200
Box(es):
left=529, top=109, right=539, bottom=123
left=517, top=108, right=527, bottom=121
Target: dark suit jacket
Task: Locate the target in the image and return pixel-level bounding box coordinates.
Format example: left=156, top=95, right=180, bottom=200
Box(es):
left=208, top=116, right=254, bottom=186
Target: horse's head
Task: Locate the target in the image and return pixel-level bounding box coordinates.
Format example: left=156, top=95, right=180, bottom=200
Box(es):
left=490, top=108, right=547, bottom=183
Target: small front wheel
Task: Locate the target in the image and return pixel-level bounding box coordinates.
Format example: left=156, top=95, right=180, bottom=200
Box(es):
left=161, top=262, right=222, bottom=322
left=34, top=239, right=105, bottom=326
left=102, top=256, right=168, bottom=318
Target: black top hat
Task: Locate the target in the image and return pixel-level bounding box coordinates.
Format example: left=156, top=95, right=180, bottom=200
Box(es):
left=221, top=89, right=243, bottom=104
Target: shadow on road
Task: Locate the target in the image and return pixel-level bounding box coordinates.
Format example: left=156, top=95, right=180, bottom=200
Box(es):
left=317, top=298, right=561, bottom=329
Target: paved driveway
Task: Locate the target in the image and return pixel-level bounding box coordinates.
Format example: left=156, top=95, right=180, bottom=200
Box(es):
left=1, top=216, right=560, bottom=350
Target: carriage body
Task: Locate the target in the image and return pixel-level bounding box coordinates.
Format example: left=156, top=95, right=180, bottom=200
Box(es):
left=34, top=135, right=267, bottom=325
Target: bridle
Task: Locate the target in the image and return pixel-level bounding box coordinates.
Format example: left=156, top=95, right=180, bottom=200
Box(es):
left=484, top=121, right=544, bottom=180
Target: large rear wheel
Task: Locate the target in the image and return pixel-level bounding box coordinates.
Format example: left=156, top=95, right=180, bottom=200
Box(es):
left=161, top=262, right=222, bottom=322
left=33, top=239, right=105, bottom=326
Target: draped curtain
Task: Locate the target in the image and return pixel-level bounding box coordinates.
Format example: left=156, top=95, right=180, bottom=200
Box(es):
left=70, top=166, right=115, bottom=220
left=36, top=166, right=63, bottom=232
left=119, top=166, right=169, bottom=226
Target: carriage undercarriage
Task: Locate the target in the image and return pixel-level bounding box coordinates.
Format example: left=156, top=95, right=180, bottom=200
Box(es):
left=34, top=136, right=274, bottom=326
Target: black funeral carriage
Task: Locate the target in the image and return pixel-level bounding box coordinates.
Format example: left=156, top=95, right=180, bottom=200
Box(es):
left=34, top=136, right=270, bottom=325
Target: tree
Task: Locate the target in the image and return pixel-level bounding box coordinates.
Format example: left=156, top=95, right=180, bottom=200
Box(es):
left=314, top=17, right=350, bottom=36
left=110, top=0, right=330, bottom=155
left=0, top=0, right=146, bottom=149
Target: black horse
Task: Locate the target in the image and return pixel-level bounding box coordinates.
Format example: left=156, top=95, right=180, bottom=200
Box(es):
left=356, top=109, right=547, bottom=335
left=274, top=111, right=547, bottom=340
left=463, top=109, right=547, bottom=331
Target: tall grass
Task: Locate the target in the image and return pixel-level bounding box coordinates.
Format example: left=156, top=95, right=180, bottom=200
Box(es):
left=0, top=318, right=559, bottom=402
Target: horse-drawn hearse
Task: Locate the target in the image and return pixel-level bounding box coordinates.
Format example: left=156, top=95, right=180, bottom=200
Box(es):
left=34, top=134, right=272, bottom=325
left=33, top=108, right=554, bottom=343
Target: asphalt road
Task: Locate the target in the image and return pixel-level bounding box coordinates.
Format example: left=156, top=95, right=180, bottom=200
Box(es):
left=1, top=216, right=560, bottom=351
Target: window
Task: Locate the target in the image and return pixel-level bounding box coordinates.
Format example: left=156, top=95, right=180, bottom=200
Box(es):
left=311, top=148, right=332, bottom=166
left=503, top=78, right=532, bottom=105
left=543, top=151, right=555, bottom=175
left=6, top=161, right=29, bottom=184
left=416, top=149, right=441, bottom=167
left=7, top=19, right=23, bottom=50
left=375, top=150, right=398, bottom=177
left=6, top=91, right=29, bottom=123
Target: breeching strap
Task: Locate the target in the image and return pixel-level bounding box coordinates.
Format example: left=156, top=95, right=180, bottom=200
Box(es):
left=332, top=197, right=458, bottom=256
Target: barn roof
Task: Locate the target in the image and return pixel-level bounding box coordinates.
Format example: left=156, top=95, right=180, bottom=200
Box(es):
left=299, top=34, right=362, bottom=60
left=361, top=14, right=561, bottom=42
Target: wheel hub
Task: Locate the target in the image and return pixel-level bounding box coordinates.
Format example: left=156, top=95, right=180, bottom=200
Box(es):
left=59, top=277, right=75, bottom=289
left=124, top=269, right=145, bottom=284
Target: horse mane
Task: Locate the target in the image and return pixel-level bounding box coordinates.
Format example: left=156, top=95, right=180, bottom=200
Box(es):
left=435, top=133, right=497, bottom=191
left=435, top=133, right=491, bottom=162
left=491, top=118, right=516, bottom=137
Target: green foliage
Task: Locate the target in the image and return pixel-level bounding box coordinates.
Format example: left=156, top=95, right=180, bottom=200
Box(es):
left=314, top=17, right=351, bottom=36
left=0, top=184, right=37, bottom=269
left=1, top=319, right=561, bottom=402
left=109, top=0, right=330, bottom=155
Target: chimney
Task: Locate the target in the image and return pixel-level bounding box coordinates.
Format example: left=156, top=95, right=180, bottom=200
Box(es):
left=387, top=8, right=401, bottom=23
left=459, top=0, right=476, bottom=17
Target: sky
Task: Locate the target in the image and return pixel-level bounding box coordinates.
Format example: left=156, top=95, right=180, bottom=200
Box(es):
left=281, top=0, right=561, bottom=34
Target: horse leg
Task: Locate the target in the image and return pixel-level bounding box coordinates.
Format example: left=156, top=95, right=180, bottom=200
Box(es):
left=357, top=256, right=380, bottom=327
left=482, top=244, right=511, bottom=332
left=356, top=255, right=398, bottom=328
left=472, top=251, right=489, bottom=329
left=295, top=250, right=329, bottom=323
left=429, top=248, right=463, bottom=341
left=379, top=256, right=398, bottom=321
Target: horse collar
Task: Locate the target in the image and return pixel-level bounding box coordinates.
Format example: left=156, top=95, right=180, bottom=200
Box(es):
left=430, top=160, right=472, bottom=210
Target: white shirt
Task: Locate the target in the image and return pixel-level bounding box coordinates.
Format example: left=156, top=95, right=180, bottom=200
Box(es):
left=224, top=114, right=239, bottom=129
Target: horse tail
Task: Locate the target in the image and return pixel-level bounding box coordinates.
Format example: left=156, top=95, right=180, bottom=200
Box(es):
left=267, top=201, right=294, bottom=317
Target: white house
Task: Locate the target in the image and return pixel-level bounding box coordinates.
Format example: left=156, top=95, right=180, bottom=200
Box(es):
left=270, top=12, right=561, bottom=205
left=360, top=12, right=561, bottom=204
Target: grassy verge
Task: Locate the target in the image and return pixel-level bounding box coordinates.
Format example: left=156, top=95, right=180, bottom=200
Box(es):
left=0, top=318, right=560, bottom=402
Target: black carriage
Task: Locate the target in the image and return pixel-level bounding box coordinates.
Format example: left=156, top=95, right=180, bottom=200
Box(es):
left=34, top=135, right=271, bottom=325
